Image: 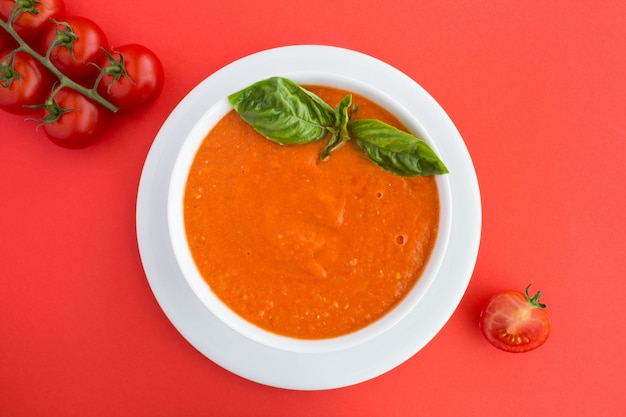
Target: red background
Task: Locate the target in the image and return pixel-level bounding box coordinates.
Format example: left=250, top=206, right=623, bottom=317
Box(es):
left=2, top=1, right=625, bottom=416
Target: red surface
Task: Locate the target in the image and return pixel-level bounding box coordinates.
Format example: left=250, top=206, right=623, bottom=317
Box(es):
left=1, top=1, right=625, bottom=416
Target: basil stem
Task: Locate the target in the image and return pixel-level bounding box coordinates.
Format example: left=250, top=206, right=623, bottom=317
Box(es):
left=349, top=119, right=449, bottom=176
left=321, top=94, right=352, bottom=160
left=228, top=77, right=335, bottom=145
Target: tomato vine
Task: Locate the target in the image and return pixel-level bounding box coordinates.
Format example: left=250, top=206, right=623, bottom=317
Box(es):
left=1, top=0, right=164, bottom=148
left=0, top=8, right=118, bottom=112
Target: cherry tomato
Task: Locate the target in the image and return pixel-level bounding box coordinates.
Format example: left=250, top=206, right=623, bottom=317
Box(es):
left=0, top=0, right=65, bottom=43
left=1, top=25, right=17, bottom=51
left=0, top=50, right=53, bottom=114
left=42, top=87, right=107, bottom=149
left=97, top=44, right=164, bottom=111
left=40, top=15, right=108, bottom=82
left=479, top=285, right=551, bottom=353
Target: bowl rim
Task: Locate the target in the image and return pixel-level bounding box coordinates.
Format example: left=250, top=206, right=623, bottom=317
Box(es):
left=166, top=71, right=453, bottom=354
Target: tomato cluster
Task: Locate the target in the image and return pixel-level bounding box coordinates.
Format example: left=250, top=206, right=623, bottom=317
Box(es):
left=0, top=0, right=164, bottom=148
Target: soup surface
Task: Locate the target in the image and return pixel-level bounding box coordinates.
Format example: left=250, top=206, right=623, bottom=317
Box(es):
left=184, top=86, right=440, bottom=339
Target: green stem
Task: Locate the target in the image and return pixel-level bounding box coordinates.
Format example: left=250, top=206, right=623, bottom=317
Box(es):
left=0, top=19, right=118, bottom=112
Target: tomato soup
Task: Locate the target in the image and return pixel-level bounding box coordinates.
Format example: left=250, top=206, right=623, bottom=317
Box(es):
left=183, top=86, right=440, bottom=339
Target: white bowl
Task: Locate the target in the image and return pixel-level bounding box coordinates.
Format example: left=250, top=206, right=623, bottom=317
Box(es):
left=167, top=71, right=452, bottom=354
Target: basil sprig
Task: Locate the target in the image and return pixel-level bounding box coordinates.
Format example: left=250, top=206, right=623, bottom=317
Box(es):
left=228, top=77, right=448, bottom=176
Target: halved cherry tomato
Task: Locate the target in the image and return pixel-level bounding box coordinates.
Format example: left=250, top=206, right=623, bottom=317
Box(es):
left=479, top=285, right=551, bottom=353
left=0, top=50, right=53, bottom=114
left=40, top=15, right=108, bottom=82
left=0, top=0, right=65, bottom=43
left=97, top=44, right=164, bottom=111
left=42, top=87, right=107, bottom=149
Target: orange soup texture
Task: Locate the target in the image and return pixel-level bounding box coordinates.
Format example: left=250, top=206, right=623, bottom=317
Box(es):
left=183, top=86, right=440, bottom=339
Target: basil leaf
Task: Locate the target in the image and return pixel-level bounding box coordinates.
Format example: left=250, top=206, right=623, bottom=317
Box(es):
left=320, top=94, right=352, bottom=160
left=228, top=77, right=336, bottom=145
left=348, top=119, right=449, bottom=176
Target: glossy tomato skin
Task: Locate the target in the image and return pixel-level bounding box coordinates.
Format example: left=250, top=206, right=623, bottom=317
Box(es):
left=0, top=0, right=65, bottom=43
left=41, top=16, right=108, bottom=82
left=43, top=88, right=107, bottom=149
left=1, top=25, right=17, bottom=51
left=0, top=50, right=54, bottom=114
left=97, top=44, right=164, bottom=111
left=479, top=287, right=551, bottom=353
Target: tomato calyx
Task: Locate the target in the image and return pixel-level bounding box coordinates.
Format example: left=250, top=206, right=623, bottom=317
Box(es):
left=0, top=51, right=21, bottom=87
left=525, top=284, right=547, bottom=309
left=39, top=96, right=71, bottom=124
left=97, top=48, right=134, bottom=92
left=29, top=85, right=72, bottom=125
left=43, top=18, right=77, bottom=60
left=7, top=0, right=43, bottom=25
